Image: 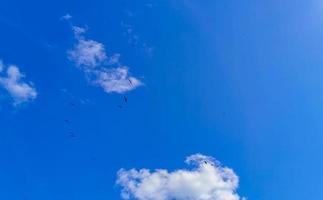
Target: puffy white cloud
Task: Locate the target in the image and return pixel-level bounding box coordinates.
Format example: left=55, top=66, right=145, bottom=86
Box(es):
left=94, top=67, right=142, bottom=93
left=0, top=61, right=37, bottom=105
left=68, top=38, right=107, bottom=68
left=117, top=154, right=244, bottom=200
left=67, top=24, right=142, bottom=94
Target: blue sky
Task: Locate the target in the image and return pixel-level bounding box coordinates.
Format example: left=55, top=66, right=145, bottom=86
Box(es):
left=1, top=0, right=323, bottom=199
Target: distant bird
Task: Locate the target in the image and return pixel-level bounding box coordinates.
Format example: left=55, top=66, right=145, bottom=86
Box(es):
left=128, top=79, right=133, bottom=85
left=117, top=105, right=123, bottom=109
left=69, top=102, right=76, bottom=107
left=204, top=161, right=208, bottom=164
left=64, top=119, right=71, bottom=123
left=124, top=96, right=128, bottom=103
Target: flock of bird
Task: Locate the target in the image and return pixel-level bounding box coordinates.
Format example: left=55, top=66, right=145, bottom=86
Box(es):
left=62, top=79, right=134, bottom=138
left=117, top=95, right=128, bottom=109
left=63, top=95, right=129, bottom=139
left=64, top=101, right=77, bottom=139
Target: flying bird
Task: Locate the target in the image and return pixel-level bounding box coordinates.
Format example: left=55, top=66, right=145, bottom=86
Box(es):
left=124, top=96, right=128, bottom=103
left=128, top=79, right=133, bottom=85
left=64, top=119, right=71, bottom=123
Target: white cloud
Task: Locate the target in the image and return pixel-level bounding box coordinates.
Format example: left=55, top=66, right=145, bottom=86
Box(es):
left=94, top=67, right=142, bottom=93
left=117, top=154, right=244, bottom=200
left=67, top=24, right=142, bottom=94
left=68, top=38, right=107, bottom=68
left=72, top=25, right=87, bottom=38
left=108, top=53, right=121, bottom=65
left=0, top=62, right=37, bottom=105
left=61, top=13, right=73, bottom=21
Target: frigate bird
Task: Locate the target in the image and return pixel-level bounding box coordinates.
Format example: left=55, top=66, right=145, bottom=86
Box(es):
left=128, top=79, right=133, bottom=85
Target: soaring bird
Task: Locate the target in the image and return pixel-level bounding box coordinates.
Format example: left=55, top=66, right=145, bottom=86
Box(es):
left=124, top=96, right=128, bottom=103
left=128, top=79, right=133, bottom=85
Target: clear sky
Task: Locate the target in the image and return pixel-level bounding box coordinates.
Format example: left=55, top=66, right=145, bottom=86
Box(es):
left=1, top=0, right=323, bottom=199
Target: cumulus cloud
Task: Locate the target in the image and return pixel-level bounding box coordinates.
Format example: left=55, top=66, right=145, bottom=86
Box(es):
left=66, top=21, right=142, bottom=94
left=68, top=37, right=107, bottom=68
left=117, top=154, right=244, bottom=200
left=0, top=61, right=37, bottom=105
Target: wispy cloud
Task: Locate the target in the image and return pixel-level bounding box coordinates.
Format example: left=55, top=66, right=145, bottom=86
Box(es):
left=68, top=31, right=107, bottom=68
left=121, top=21, right=154, bottom=57
left=117, top=154, right=245, bottom=200
left=61, top=13, right=73, bottom=21
left=64, top=16, right=142, bottom=94
left=0, top=60, right=37, bottom=105
left=107, top=53, right=121, bottom=65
